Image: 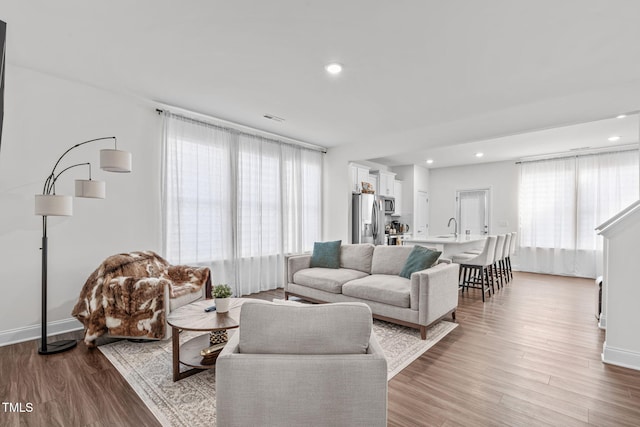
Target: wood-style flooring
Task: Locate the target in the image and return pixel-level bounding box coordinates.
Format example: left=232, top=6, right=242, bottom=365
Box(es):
left=2, top=272, right=640, bottom=426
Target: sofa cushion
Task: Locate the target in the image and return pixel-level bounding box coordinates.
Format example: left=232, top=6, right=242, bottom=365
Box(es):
left=310, top=240, right=341, bottom=269
left=371, top=246, right=414, bottom=276
left=238, top=300, right=372, bottom=354
left=342, top=274, right=411, bottom=308
left=399, top=246, right=442, bottom=279
left=340, top=243, right=375, bottom=274
left=293, top=268, right=368, bottom=294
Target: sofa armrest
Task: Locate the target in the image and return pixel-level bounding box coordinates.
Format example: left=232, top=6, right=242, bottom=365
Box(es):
left=410, top=262, right=459, bottom=325
left=162, top=273, right=210, bottom=340
left=286, top=254, right=312, bottom=285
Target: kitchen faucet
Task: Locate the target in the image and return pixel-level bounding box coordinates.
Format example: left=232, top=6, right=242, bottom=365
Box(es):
left=447, top=217, right=458, bottom=237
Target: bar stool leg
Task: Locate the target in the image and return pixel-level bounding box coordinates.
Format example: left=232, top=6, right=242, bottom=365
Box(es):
left=490, top=264, right=496, bottom=293
left=480, top=266, right=486, bottom=302
left=491, top=264, right=496, bottom=291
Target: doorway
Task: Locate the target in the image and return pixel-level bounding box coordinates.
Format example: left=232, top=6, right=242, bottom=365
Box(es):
left=456, top=189, right=490, bottom=235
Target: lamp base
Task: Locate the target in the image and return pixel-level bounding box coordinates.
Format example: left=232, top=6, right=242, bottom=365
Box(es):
left=38, top=339, right=77, bottom=355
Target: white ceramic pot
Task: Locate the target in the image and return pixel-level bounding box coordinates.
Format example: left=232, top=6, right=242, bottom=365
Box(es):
left=215, top=297, right=231, bottom=313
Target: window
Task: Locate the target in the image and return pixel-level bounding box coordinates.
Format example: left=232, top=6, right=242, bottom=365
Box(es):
left=519, top=157, right=576, bottom=249
left=162, top=113, right=322, bottom=295
left=518, top=150, right=639, bottom=276
left=164, top=137, right=233, bottom=262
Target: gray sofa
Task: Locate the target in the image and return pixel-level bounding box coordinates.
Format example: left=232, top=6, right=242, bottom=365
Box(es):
left=216, top=300, right=387, bottom=426
left=286, top=243, right=459, bottom=339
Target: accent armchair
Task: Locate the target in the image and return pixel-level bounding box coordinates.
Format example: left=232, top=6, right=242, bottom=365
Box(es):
left=215, top=300, right=388, bottom=427
left=72, top=251, right=211, bottom=346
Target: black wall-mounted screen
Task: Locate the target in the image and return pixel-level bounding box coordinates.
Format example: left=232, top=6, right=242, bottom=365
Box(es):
left=0, top=20, right=6, bottom=153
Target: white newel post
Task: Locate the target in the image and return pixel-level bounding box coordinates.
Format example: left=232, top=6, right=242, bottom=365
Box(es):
left=596, top=200, right=640, bottom=371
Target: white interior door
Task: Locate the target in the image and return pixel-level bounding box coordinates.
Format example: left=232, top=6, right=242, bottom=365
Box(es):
left=456, top=189, right=489, bottom=235
left=415, top=191, right=429, bottom=238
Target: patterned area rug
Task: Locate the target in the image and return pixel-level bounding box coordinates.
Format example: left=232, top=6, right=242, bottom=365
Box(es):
left=99, top=319, right=457, bottom=426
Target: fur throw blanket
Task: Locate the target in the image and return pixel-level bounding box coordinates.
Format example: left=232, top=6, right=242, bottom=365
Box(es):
left=72, top=251, right=210, bottom=347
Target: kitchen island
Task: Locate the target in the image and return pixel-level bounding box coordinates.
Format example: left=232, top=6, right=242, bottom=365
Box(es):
left=403, top=234, right=486, bottom=258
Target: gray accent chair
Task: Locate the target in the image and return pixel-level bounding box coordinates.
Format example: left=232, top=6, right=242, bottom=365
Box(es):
left=216, top=300, right=388, bottom=427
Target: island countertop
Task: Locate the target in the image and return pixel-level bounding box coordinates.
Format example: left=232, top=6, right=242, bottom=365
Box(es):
left=403, top=234, right=486, bottom=245
left=403, top=234, right=486, bottom=257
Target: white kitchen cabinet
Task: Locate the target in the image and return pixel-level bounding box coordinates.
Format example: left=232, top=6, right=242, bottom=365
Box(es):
left=368, top=173, right=378, bottom=194
left=349, top=163, right=371, bottom=192
left=357, top=168, right=370, bottom=192
left=371, top=171, right=396, bottom=197
left=392, top=180, right=403, bottom=216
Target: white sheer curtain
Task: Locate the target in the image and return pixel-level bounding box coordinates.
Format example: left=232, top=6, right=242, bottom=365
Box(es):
left=518, top=150, right=639, bottom=277
left=162, top=112, right=322, bottom=296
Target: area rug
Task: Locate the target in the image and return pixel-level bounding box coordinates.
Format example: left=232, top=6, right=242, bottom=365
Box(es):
left=99, top=319, right=457, bottom=427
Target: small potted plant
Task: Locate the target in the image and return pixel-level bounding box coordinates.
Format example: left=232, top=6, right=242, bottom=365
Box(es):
left=212, top=284, right=233, bottom=313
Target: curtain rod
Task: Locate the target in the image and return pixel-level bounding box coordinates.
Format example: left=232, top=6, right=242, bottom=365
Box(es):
left=515, top=145, right=639, bottom=164
left=155, top=108, right=327, bottom=154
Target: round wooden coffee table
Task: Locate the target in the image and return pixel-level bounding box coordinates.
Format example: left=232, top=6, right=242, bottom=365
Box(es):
left=167, top=298, right=244, bottom=381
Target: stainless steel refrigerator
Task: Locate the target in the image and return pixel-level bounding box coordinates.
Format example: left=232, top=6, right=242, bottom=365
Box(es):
left=352, top=193, right=385, bottom=245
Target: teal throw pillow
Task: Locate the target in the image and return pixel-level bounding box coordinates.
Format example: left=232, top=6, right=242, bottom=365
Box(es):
left=399, top=246, right=442, bottom=279
left=310, top=240, right=342, bottom=269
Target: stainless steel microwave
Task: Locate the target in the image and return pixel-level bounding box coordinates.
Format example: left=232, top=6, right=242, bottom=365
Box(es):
left=380, top=196, right=395, bottom=215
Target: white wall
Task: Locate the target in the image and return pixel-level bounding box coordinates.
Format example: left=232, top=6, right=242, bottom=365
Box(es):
left=414, top=164, right=429, bottom=194
left=323, top=147, right=391, bottom=243
left=428, top=161, right=518, bottom=237
left=391, top=165, right=414, bottom=226
left=0, top=65, right=161, bottom=345
left=391, top=164, right=429, bottom=233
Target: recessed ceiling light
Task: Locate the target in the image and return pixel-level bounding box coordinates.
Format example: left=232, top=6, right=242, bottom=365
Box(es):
left=325, top=63, right=343, bottom=75
left=616, top=114, right=627, bottom=119
left=475, top=152, right=484, bottom=158
left=426, top=159, right=434, bottom=164
left=608, top=136, right=621, bottom=142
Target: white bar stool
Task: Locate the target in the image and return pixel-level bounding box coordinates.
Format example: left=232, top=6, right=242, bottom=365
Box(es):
left=500, top=233, right=512, bottom=285
left=491, top=234, right=506, bottom=290
left=505, top=232, right=517, bottom=280
left=451, top=236, right=497, bottom=302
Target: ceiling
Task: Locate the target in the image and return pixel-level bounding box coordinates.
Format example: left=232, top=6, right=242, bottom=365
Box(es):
left=3, top=1, right=640, bottom=167
left=371, top=113, right=640, bottom=168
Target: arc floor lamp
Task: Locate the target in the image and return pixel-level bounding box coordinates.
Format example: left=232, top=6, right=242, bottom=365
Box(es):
left=35, top=136, right=132, bottom=355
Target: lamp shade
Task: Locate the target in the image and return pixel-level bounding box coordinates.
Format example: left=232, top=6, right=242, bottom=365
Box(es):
left=75, top=179, right=106, bottom=199
left=100, top=149, right=132, bottom=172
left=35, top=195, right=73, bottom=216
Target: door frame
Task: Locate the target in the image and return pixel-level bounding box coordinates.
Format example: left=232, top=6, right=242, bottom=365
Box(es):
left=455, top=188, right=491, bottom=235
left=415, top=190, right=429, bottom=237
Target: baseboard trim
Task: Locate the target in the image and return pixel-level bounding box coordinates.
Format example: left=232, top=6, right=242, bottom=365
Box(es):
left=598, top=314, right=607, bottom=330
left=602, top=342, right=640, bottom=371
left=0, top=318, right=83, bottom=347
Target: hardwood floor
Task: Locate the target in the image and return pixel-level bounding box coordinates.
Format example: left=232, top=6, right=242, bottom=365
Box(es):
left=1, top=273, right=639, bottom=426
left=0, top=329, right=161, bottom=427
left=388, top=272, right=640, bottom=427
